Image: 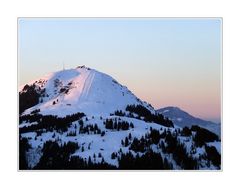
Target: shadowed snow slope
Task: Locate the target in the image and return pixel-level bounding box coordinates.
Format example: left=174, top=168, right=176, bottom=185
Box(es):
left=20, top=66, right=152, bottom=117
left=157, top=106, right=221, bottom=136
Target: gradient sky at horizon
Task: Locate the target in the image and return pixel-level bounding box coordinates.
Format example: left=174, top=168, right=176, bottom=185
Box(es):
left=18, top=18, right=221, bottom=122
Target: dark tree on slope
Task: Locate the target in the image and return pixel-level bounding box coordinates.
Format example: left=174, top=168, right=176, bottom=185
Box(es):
left=79, top=123, right=101, bottom=135
left=111, top=152, right=117, bottom=159
left=125, top=104, right=174, bottom=127
left=205, top=145, right=221, bottom=168
left=164, top=131, right=198, bottom=169
left=163, top=157, right=173, bottom=169
left=191, top=125, right=219, bottom=147
left=149, top=129, right=161, bottom=144
left=114, top=110, right=125, bottom=116
left=19, top=137, right=31, bottom=170
left=20, top=112, right=85, bottom=134
left=118, top=150, right=164, bottom=169
left=124, top=137, right=129, bottom=147
left=105, top=119, right=133, bottom=131
left=129, top=137, right=148, bottom=153
left=128, top=133, right=132, bottom=140
left=78, top=120, right=83, bottom=127
left=19, top=84, right=40, bottom=114
left=181, top=127, right=192, bottom=136
left=165, top=131, right=178, bottom=153
left=34, top=141, right=79, bottom=170
left=101, top=131, right=105, bottom=137
left=67, top=156, right=116, bottom=170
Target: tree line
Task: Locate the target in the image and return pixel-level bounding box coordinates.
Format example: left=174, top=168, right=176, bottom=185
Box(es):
left=33, top=140, right=116, bottom=170
left=104, top=118, right=134, bottom=131
left=79, top=123, right=103, bottom=135
left=19, top=112, right=85, bottom=134
left=112, top=104, right=174, bottom=127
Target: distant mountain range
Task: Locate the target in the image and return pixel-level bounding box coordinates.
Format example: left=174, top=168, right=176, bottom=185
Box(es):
left=157, top=106, right=221, bottom=136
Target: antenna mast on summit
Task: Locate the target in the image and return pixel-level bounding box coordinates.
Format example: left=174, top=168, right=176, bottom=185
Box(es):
left=62, top=61, right=65, bottom=71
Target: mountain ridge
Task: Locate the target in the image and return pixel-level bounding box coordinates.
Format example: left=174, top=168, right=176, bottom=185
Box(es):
left=157, top=106, right=221, bottom=136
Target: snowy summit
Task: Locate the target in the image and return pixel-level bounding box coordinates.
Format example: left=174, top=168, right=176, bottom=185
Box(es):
left=20, top=66, right=153, bottom=117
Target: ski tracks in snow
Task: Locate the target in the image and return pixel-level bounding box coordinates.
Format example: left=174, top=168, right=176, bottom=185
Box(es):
left=79, top=71, right=95, bottom=101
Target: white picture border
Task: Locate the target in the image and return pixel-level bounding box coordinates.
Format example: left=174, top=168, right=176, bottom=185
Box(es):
left=0, top=0, right=239, bottom=188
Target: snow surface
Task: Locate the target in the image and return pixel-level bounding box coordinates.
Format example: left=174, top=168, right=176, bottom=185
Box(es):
left=21, top=116, right=174, bottom=167
left=19, top=66, right=221, bottom=170
left=21, top=66, right=152, bottom=117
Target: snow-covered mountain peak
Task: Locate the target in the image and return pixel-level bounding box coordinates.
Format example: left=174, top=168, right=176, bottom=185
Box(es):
left=20, top=66, right=151, bottom=117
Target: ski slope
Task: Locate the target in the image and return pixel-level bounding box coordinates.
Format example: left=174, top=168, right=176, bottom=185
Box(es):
left=20, top=66, right=153, bottom=117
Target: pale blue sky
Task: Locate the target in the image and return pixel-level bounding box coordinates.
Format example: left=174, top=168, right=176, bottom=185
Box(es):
left=18, top=18, right=221, bottom=122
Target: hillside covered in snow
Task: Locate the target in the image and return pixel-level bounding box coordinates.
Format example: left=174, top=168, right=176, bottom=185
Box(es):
left=157, top=106, right=221, bottom=137
left=19, top=66, right=221, bottom=170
